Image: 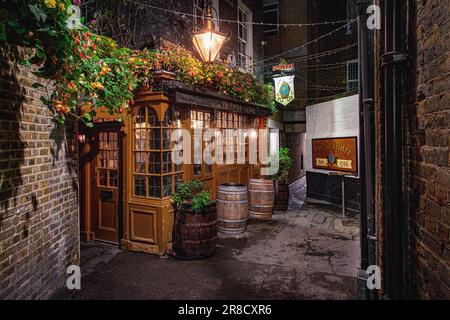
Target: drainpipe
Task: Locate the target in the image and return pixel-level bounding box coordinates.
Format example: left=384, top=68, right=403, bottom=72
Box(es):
left=356, top=0, right=377, bottom=300
left=382, top=0, right=408, bottom=300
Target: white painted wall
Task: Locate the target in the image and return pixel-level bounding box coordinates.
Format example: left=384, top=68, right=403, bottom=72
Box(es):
left=305, top=94, right=360, bottom=176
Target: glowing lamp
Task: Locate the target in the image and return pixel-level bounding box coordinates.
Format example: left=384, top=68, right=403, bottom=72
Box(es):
left=192, top=3, right=227, bottom=62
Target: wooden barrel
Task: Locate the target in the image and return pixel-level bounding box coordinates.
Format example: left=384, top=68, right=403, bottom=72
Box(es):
left=248, top=178, right=275, bottom=221
left=217, top=183, right=248, bottom=235
left=172, top=203, right=217, bottom=259
left=274, top=181, right=289, bottom=211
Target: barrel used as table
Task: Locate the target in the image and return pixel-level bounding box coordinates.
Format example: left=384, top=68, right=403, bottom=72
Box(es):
left=217, top=183, right=248, bottom=235
left=248, top=178, right=275, bottom=221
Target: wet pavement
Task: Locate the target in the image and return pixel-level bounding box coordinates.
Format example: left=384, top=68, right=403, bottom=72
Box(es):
left=53, top=194, right=360, bottom=300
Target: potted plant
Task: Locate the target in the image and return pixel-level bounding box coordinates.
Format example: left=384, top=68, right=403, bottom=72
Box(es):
left=171, top=180, right=217, bottom=259
left=272, top=147, right=293, bottom=211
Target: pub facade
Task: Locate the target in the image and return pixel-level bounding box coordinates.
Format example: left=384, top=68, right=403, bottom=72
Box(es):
left=79, top=71, right=271, bottom=254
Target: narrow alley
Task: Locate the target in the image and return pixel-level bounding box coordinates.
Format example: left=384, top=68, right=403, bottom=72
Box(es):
left=54, top=184, right=360, bottom=300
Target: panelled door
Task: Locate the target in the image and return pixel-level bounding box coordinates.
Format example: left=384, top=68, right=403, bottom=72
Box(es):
left=91, top=131, right=121, bottom=243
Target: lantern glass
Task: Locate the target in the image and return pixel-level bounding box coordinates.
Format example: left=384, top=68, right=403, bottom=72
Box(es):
left=193, top=31, right=227, bottom=62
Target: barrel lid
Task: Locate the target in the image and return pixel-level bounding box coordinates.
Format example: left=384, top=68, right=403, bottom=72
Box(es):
left=219, top=183, right=246, bottom=187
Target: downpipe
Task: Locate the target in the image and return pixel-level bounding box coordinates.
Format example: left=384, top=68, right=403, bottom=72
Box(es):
left=356, top=0, right=377, bottom=300
left=381, top=0, right=408, bottom=300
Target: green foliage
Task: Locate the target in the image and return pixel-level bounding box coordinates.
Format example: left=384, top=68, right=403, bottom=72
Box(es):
left=264, top=83, right=278, bottom=113
left=171, top=180, right=212, bottom=213
left=1, top=1, right=276, bottom=128
left=273, top=147, right=293, bottom=182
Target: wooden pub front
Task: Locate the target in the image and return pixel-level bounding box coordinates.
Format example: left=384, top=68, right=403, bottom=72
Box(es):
left=79, top=72, right=271, bottom=255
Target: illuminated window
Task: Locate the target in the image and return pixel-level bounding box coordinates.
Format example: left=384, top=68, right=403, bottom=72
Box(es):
left=133, top=106, right=182, bottom=198
left=98, top=132, right=119, bottom=188
left=238, top=1, right=253, bottom=73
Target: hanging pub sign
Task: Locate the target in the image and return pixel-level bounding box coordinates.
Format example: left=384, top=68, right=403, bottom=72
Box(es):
left=274, top=75, right=295, bottom=106
left=312, top=137, right=358, bottom=174
left=272, top=63, right=295, bottom=72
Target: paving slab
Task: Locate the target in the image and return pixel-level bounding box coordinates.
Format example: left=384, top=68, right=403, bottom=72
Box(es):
left=53, top=201, right=360, bottom=300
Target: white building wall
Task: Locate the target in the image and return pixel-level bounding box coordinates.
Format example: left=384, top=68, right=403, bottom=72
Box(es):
left=305, top=94, right=360, bottom=176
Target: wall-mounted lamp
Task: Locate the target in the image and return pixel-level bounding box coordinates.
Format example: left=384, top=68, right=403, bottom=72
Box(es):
left=192, top=1, right=227, bottom=62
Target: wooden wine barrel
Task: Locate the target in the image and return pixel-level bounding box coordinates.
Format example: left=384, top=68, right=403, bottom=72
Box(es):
left=217, top=183, right=248, bottom=235
left=274, top=181, right=289, bottom=211
left=172, top=203, right=217, bottom=259
left=248, top=178, right=275, bottom=221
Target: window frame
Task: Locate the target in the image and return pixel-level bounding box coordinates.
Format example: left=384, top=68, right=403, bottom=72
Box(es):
left=346, top=59, right=359, bottom=92
left=263, top=0, right=279, bottom=37
left=132, top=106, right=183, bottom=199
left=237, top=1, right=253, bottom=74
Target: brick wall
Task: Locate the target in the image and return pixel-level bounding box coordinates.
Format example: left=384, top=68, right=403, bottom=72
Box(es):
left=405, top=0, right=450, bottom=299
left=307, top=0, right=358, bottom=101
left=286, top=132, right=305, bottom=182
left=0, top=47, right=79, bottom=299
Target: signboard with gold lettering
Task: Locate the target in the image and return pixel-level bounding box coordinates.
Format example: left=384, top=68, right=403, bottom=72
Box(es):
left=312, top=137, right=358, bottom=174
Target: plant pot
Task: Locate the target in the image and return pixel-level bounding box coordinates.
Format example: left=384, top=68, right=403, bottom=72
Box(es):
left=274, top=180, right=289, bottom=211
left=172, top=203, right=217, bottom=259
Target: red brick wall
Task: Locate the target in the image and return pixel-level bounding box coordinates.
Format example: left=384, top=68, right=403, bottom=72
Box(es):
left=286, top=132, right=305, bottom=182
left=375, top=0, right=449, bottom=299
left=0, top=47, right=79, bottom=299
left=405, top=0, right=450, bottom=299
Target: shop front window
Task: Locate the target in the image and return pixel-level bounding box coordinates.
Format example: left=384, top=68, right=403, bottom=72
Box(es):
left=191, top=110, right=212, bottom=177
left=215, top=111, right=249, bottom=165
left=133, top=106, right=182, bottom=198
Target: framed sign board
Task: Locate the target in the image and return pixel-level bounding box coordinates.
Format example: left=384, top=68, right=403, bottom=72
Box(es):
left=312, top=137, right=358, bottom=174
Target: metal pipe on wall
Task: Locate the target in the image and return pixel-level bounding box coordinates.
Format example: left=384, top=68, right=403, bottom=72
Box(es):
left=356, top=0, right=377, bottom=300
left=382, top=0, right=408, bottom=300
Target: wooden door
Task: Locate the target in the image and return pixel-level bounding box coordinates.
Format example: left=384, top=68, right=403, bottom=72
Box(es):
left=91, top=131, right=120, bottom=243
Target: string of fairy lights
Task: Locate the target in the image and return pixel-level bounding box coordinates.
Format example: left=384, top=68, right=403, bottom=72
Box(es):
left=254, top=21, right=357, bottom=66
left=116, top=0, right=357, bottom=99
left=122, top=0, right=355, bottom=28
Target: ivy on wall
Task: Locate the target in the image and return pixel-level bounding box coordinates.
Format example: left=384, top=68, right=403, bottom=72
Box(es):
left=0, top=0, right=275, bottom=127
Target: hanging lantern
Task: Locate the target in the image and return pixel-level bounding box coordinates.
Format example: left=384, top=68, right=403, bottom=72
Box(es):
left=192, top=1, right=227, bottom=62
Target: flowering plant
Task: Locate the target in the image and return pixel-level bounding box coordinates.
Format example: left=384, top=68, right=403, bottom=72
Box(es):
left=1, top=0, right=275, bottom=127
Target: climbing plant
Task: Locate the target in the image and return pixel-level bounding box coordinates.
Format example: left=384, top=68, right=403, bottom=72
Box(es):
left=0, top=0, right=275, bottom=127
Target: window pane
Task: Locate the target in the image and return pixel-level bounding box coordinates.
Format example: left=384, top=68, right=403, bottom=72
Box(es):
left=135, top=152, right=146, bottom=173
left=148, top=108, right=158, bottom=127
left=193, top=164, right=202, bottom=176
left=162, top=151, right=172, bottom=174
left=175, top=173, right=184, bottom=191
left=164, top=107, right=173, bottom=127
left=108, top=151, right=118, bottom=169
left=135, top=107, right=146, bottom=128
left=134, top=176, right=146, bottom=196
left=135, top=129, right=146, bottom=150
left=148, top=176, right=161, bottom=198
left=228, top=113, right=233, bottom=128
left=204, top=113, right=210, bottom=129
left=99, top=169, right=108, bottom=186
left=109, top=170, right=118, bottom=187
left=149, top=129, right=161, bottom=150
left=148, top=152, right=161, bottom=174
left=99, top=151, right=107, bottom=168
left=162, top=175, right=173, bottom=197
left=162, top=129, right=172, bottom=150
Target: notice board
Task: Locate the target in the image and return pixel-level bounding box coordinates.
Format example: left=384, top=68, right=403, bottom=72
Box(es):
left=312, top=137, right=358, bottom=174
